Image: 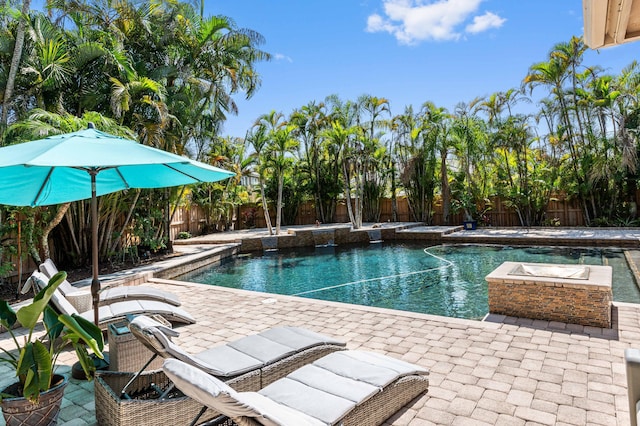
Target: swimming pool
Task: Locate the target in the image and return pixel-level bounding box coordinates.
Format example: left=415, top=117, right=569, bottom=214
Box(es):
left=179, top=243, right=640, bottom=320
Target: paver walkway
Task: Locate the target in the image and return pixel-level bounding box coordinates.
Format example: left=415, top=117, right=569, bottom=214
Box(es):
left=1, top=226, right=640, bottom=425
left=1, top=279, right=637, bottom=425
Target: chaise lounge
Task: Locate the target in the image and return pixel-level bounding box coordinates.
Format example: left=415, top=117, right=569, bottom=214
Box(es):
left=163, top=349, right=430, bottom=426
left=27, top=271, right=195, bottom=329
left=127, top=315, right=347, bottom=389
left=39, top=258, right=182, bottom=311
left=94, top=315, right=348, bottom=425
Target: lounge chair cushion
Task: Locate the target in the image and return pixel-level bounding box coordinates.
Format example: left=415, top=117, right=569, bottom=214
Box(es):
left=39, top=259, right=78, bottom=295
left=127, top=312, right=179, bottom=338
left=258, top=350, right=428, bottom=424
left=194, top=327, right=346, bottom=377
left=39, top=258, right=181, bottom=307
left=163, top=359, right=325, bottom=426
left=50, top=286, right=80, bottom=316
left=313, top=350, right=428, bottom=387
left=100, top=285, right=180, bottom=305
left=163, top=349, right=429, bottom=425
left=26, top=271, right=79, bottom=316
left=78, top=299, right=195, bottom=325
left=29, top=271, right=195, bottom=326
left=130, top=315, right=346, bottom=378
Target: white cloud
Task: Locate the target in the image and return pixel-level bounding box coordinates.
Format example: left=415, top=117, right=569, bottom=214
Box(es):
left=274, top=53, right=293, bottom=63
left=366, top=0, right=505, bottom=44
left=465, top=11, right=506, bottom=34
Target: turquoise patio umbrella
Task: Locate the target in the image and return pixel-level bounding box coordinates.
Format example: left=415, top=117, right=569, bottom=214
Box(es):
left=0, top=124, right=235, bottom=324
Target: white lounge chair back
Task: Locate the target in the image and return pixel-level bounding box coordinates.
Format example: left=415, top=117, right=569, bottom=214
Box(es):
left=27, top=271, right=79, bottom=316
left=163, top=359, right=320, bottom=426
left=129, top=315, right=223, bottom=375
left=39, top=259, right=76, bottom=295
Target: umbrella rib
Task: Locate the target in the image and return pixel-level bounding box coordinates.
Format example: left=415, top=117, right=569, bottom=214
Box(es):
left=164, top=163, right=202, bottom=182
left=33, top=167, right=55, bottom=206
left=114, top=168, right=130, bottom=190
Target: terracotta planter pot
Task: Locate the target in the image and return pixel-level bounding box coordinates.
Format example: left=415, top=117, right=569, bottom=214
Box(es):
left=1, top=374, right=68, bottom=426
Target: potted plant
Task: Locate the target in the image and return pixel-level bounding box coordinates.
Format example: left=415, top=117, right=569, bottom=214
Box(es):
left=0, top=271, right=104, bottom=426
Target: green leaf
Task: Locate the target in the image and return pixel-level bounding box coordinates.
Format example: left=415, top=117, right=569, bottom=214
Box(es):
left=43, top=306, right=64, bottom=342
left=58, top=314, right=104, bottom=358
left=16, top=272, right=66, bottom=330
left=17, top=341, right=52, bottom=403
left=0, top=300, right=17, bottom=330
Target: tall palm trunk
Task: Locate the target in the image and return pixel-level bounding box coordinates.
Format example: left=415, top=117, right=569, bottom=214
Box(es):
left=1, top=0, right=31, bottom=144
left=391, top=159, right=398, bottom=222
left=258, top=176, right=273, bottom=235
left=343, top=162, right=356, bottom=227
left=275, top=174, right=283, bottom=235
left=440, top=148, right=450, bottom=225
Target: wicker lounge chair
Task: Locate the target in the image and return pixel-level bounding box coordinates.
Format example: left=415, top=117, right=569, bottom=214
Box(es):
left=163, top=350, right=429, bottom=426
left=27, top=271, right=195, bottom=329
left=128, top=315, right=347, bottom=390
left=38, top=258, right=181, bottom=311
left=94, top=315, right=347, bottom=426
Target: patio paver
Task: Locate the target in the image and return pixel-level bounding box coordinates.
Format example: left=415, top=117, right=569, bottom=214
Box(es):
left=0, top=277, right=636, bottom=425
left=1, top=226, right=639, bottom=425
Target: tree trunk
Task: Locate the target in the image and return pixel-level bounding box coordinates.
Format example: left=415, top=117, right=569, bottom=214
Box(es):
left=391, top=159, right=398, bottom=222
left=343, top=162, right=356, bottom=227
left=258, top=176, right=273, bottom=235
left=1, top=0, right=31, bottom=144
left=40, top=203, right=70, bottom=260
left=109, top=189, right=141, bottom=254
left=440, top=149, right=450, bottom=225
left=275, top=174, right=283, bottom=235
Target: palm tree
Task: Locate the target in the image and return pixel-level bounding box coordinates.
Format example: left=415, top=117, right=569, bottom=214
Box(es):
left=265, top=124, right=298, bottom=234
left=245, top=125, right=274, bottom=235
left=1, top=0, right=31, bottom=144
left=357, top=95, right=390, bottom=222
left=290, top=101, right=333, bottom=222
left=523, top=36, right=590, bottom=223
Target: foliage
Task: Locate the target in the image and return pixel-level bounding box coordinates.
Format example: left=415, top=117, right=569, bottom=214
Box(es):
left=2, top=2, right=640, bottom=243
left=131, top=209, right=166, bottom=252
left=0, top=272, right=104, bottom=403
left=240, top=208, right=257, bottom=228
left=176, top=231, right=192, bottom=240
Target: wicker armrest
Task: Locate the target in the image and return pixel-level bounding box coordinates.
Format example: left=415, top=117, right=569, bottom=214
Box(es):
left=64, top=291, right=93, bottom=313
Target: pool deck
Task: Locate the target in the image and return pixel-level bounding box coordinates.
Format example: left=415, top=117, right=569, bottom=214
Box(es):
left=2, top=225, right=640, bottom=425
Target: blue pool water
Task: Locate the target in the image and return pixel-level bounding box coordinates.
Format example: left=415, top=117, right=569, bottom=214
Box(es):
left=179, top=243, right=640, bottom=320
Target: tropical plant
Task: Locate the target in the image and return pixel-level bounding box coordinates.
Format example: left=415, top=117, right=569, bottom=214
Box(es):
left=0, top=271, right=104, bottom=403
left=265, top=124, right=298, bottom=234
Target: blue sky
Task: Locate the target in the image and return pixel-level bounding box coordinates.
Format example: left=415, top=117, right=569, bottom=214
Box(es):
left=208, top=0, right=640, bottom=139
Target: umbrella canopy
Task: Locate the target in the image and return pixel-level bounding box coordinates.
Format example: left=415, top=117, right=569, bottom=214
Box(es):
left=0, top=127, right=234, bottom=206
left=0, top=125, right=235, bottom=324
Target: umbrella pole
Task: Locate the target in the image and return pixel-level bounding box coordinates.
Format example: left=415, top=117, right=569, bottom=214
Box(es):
left=90, top=171, right=100, bottom=326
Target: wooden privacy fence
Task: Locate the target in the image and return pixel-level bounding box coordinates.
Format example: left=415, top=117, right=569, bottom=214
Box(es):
left=173, top=194, right=585, bottom=234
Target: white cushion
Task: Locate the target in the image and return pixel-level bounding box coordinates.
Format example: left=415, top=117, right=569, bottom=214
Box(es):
left=39, top=259, right=76, bottom=295
left=259, top=377, right=356, bottom=424
left=163, top=359, right=324, bottom=426
left=40, top=259, right=181, bottom=306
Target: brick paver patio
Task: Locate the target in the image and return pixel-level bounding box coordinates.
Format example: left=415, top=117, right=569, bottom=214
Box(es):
left=1, top=277, right=637, bottom=425
left=1, top=226, right=639, bottom=425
